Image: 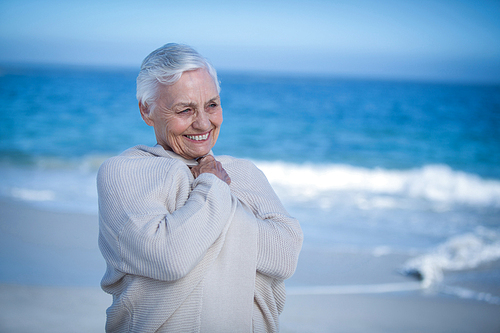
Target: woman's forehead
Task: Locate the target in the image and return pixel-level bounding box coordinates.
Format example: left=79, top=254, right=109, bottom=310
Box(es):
left=168, top=69, right=216, bottom=93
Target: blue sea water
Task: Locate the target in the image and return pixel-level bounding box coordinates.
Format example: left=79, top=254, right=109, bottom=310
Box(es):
left=1, top=64, right=500, bottom=293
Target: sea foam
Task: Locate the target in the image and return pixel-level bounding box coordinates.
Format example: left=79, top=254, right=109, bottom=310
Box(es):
left=256, top=161, right=500, bottom=208
left=1, top=158, right=500, bottom=214
left=401, top=227, right=500, bottom=288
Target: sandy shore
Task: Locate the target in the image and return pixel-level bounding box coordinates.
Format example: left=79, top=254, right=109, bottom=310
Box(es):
left=1, top=283, right=499, bottom=333
left=1, top=199, right=499, bottom=332
left=281, top=292, right=500, bottom=333
left=0, top=284, right=109, bottom=333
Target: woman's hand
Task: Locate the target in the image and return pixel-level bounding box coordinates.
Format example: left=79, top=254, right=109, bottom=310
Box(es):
left=190, top=155, right=231, bottom=185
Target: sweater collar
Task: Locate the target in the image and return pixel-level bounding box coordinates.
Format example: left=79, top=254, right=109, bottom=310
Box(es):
left=135, top=144, right=213, bottom=167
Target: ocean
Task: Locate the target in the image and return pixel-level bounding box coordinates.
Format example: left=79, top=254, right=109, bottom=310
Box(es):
left=1, top=64, right=499, bottom=300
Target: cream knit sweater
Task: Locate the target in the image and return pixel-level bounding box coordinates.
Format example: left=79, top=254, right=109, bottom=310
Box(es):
left=97, top=145, right=303, bottom=332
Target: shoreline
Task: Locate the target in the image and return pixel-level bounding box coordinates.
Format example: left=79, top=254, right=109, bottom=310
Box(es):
left=1, top=282, right=499, bottom=333
left=281, top=291, right=500, bottom=333
left=1, top=199, right=499, bottom=332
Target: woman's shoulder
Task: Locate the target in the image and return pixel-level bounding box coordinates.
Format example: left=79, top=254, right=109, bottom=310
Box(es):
left=98, top=145, right=187, bottom=182
left=104, top=145, right=184, bottom=166
left=217, top=155, right=269, bottom=185
left=217, top=155, right=258, bottom=171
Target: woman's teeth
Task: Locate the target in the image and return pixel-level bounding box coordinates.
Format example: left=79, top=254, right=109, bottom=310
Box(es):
left=186, top=133, right=209, bottom=141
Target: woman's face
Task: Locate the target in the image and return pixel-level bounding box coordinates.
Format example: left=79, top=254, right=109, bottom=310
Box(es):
left=141, top=68, right=222, bottom=160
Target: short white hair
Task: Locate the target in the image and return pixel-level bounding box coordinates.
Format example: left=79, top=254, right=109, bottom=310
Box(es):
left=136, top=43, right=220, bottom=114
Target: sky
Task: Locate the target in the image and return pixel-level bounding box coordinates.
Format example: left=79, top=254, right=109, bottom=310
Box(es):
left=1, top=0, right=500, bottom=83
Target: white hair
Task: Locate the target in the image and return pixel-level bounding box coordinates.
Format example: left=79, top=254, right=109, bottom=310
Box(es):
left=136, top=43, right=220, bottom=114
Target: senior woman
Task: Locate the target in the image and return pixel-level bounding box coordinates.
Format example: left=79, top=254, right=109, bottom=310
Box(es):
left=97, top=43, right=303, bottom=332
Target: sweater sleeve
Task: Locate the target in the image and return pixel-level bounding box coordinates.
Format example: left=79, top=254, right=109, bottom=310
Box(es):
left=97, top=155, right=236, bottom=282
left=224, top=158, right=303, bottom=280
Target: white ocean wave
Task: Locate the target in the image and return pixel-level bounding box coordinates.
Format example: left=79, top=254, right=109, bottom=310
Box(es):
left=401, top=227, right=500, bottom=288
left=33, top=154, right=111, bottom=172
left=256, top=162, right=500, bottom=208
left=0, top=160, right=100, bottom=214
left=440, top=285, right=500, bottom=305
left=11, top=188, right=56, bottom=202
left=2, top=158, right=500, bottom=215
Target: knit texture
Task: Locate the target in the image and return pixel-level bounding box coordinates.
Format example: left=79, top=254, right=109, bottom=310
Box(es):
left=97, top=145, right=303, bottom=332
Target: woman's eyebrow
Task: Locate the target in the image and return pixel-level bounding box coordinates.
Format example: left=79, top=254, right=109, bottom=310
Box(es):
left=207, top=96, right=220, bottom=103
left=171, top=101, right=197, bottom=109
left=171, top=96, right=219, bottom=109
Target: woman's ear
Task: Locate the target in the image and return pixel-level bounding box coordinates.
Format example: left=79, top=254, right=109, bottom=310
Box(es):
left=139, top=102, right=155, bottom=126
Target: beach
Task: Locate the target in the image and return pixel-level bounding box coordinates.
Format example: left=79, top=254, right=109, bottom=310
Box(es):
left=1, top=199, right=499, bottom=333
left=2, top=283, right=500, bottom=333
left=1, top=67, right=500, bottom=332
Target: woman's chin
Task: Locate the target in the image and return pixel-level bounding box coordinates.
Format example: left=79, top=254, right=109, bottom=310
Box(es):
left=184, top=146, right=213, bottom=160
left=189, top=141, right=215, bottom=159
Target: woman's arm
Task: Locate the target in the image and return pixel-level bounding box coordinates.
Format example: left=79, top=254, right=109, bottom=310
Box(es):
left=223, top=158, right=303, bottom=280
left=98, top=156, right=236, bottom=282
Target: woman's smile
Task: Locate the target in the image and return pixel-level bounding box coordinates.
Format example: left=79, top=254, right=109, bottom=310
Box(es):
left=185, top=130, right=211, bottom=141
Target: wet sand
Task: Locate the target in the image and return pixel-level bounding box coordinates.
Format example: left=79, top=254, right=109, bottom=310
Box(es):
left=1, top=199, right=499, bottom=332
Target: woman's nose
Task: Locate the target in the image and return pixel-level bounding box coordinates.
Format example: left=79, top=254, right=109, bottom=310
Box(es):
left=192, top=111, right=210, bottom=130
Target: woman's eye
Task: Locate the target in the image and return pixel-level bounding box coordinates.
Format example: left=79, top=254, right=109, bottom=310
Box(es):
left=179, top=109, right=191, bottom=114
